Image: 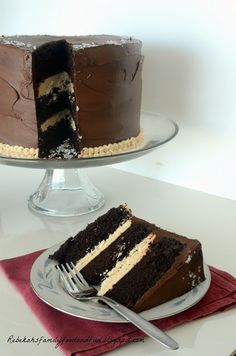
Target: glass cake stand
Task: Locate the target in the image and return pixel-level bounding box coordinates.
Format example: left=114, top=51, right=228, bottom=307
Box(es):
left=0, top=112, right=178, bottom=217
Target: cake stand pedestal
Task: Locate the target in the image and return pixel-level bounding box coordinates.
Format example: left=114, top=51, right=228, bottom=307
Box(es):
left=0, top=112, right=178, bottom=217
left=28, top=168, right=105, bottom=217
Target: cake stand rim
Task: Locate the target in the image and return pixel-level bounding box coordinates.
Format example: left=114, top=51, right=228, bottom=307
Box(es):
left=0, top=112, right=179, bottom=169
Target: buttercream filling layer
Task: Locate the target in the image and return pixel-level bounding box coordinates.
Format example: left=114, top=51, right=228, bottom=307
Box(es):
left=38, top=71, right=74, bottom=98
left=98, top=233, right=156, bottom=296
left=40, top=109, right=76, bottom=132
left=75, top=219, right=132, bottom=271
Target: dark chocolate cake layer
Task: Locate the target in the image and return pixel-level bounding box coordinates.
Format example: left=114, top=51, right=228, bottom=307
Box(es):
left=49, top=204, right=131, bottom=264
left=38, top=117, right=79, bottom=159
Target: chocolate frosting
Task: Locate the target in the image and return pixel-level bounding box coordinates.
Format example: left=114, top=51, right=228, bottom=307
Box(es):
left=132, top=233, right=205, bottom=312
left=0, top=35, right=143, bottom=150
left=0, top=42, right=37, bottom=147
left=73, top=41, right=143, bottom=147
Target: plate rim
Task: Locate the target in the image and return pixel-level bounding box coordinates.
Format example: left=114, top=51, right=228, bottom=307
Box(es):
left=30, top=242, right=211, bottom=323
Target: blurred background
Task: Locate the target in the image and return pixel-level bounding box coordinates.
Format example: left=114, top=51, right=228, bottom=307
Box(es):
left=1, top=0, right=236, bottom=200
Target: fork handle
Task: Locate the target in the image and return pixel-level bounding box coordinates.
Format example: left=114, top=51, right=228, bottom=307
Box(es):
left=98, top=296, right=179, bottom=350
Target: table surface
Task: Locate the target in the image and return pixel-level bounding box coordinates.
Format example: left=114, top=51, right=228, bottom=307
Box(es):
left=0, top=165, right=235, bottom=356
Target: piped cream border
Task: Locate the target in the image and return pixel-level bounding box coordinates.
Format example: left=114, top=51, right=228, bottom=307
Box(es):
left=0, top=129, right=144, bottom=159
left=0, top=143, right=39, bottom=159
left=80, top=129, right=144, bottom=158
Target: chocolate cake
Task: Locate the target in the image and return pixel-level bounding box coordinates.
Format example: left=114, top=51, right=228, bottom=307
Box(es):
left=50, top=205, right=206, bottom=312
left=0, top=35, right=144, bottom=159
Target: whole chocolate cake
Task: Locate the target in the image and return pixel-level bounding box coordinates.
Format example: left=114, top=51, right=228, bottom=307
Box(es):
left=0, top=35, right=144, bottom=159
left=50, top=204, right=206, bottom=312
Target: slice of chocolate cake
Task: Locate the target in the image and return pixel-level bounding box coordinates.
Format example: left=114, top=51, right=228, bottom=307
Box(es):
left=49, top=204, right=205, bottom=312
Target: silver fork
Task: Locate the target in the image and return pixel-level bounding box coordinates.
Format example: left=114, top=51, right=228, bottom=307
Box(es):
left=56, top=262, right=179, bottom=350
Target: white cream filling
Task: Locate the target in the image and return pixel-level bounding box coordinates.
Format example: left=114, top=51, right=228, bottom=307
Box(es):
left=75, top=219, right=132, bottom=271
left=98, top=233, right=156, bottom=296
left=40, top=109, right=76, bottom=132
left=38, top=71, right=74, bottom=98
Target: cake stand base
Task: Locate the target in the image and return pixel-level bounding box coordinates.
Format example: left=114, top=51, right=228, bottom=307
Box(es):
left=28, top=168, right=105, bottom=217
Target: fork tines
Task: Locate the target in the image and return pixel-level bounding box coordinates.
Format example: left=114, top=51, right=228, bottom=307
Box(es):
left=56, top=262, right=91, bottom=292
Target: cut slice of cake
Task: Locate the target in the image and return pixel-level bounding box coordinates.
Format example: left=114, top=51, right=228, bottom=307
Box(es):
left=49, top=204, right=205, bottom=312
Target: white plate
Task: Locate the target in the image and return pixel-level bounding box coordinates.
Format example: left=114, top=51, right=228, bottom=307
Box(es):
left=30, top=243, right=211, bottom=323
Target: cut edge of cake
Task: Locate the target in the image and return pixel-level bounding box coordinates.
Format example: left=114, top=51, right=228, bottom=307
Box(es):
left=49, top=204, right=132, bottom=266
left=49, top=204, right=206, bottom=312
